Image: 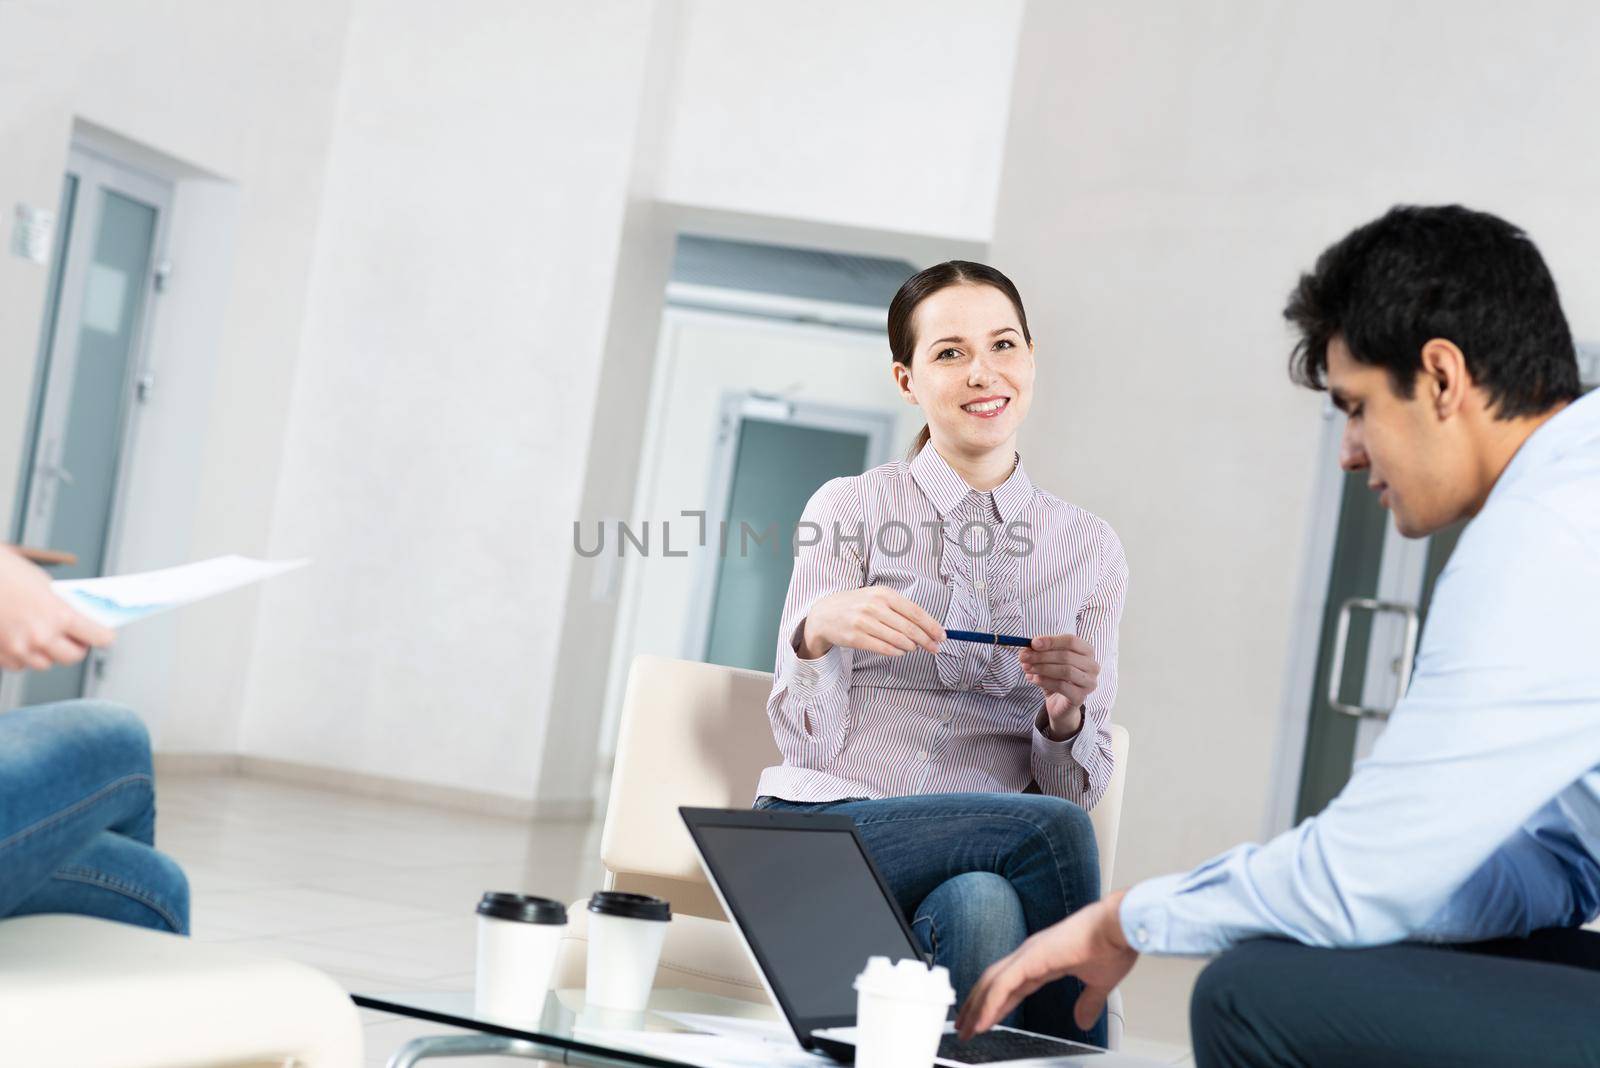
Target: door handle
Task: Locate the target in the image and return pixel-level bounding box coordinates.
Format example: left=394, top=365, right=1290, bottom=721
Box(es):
left=36, top=436, right=74, bottom=485
left=1327, top=597, right=1420, bottom=719
left=32, top=438, right=73, bottom=520
left=38, top=462, right=74, bottom=486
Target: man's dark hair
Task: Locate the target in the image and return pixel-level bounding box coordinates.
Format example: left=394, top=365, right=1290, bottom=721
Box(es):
left=1285, top=205, right=1582, bottom=419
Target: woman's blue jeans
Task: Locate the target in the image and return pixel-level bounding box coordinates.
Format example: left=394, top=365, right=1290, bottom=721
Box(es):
left=0, top=700, right=189, bottom=934
left=755, top=792, right=1104, bottom=1046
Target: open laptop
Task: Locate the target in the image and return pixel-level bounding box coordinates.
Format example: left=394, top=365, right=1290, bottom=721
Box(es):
left=680, top=807, right=1163, bottom=1066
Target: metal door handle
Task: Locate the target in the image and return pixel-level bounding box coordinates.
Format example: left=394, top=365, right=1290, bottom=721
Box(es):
left=1327, top=597, right=1419, bottom=719
left=32, top=439, right=72, bottom=520
left=37, top=436, right=73, bottom=485
left=38, top=462, right=74, bottom=486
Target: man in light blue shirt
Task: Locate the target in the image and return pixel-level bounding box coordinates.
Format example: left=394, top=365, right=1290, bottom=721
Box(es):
left=957, top=205, right=1600, bottom=1065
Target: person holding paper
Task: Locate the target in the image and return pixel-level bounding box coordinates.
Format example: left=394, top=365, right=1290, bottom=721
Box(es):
left=0, top=546, right=189, bottom=934
left=755, top=262, right=1128, bottom=1045
left=956, top=207, right=1600, bottom=1066
left=0, top=546, right=114, bottom=670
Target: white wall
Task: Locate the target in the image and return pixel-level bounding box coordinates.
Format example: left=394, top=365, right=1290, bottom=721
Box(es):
left=0, top=0, right=352, bottom=749
left=657, top=0, right=1025, bottom=242
left=233, top=0, right=663, bottom=800
left=990, top=0, right=1600, bottom=1042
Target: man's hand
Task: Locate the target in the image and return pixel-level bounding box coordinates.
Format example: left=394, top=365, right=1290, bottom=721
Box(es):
left=0, top=547, right=114, bottom=671
left=956, top=890, right=1138, bottom=1040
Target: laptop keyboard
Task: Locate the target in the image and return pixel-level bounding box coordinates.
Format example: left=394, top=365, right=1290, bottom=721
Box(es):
left=936, top=1029, right=1102, bottom=1063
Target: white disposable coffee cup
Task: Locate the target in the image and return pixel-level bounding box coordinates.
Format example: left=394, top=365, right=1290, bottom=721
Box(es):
left=583, top=891, right=671, bottom=1012
left=853, top=956, right=955, bottom=1068
left=473, top=892, right=568, bottom=1024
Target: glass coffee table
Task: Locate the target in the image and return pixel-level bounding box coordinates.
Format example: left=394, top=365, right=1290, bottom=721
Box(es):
left=354, top=986, right=795, bottom=1068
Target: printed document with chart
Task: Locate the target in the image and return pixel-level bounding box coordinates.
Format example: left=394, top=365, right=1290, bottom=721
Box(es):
left=54, top=556, right=310, bottom=627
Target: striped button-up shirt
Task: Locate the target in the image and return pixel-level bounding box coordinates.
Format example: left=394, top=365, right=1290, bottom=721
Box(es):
left=756, top=445, right=1129, bottom=809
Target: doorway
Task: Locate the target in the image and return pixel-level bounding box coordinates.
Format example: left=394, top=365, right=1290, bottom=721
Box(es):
left=1293, top=449, right=1466, bottom=819
left=690, top=393, right=895, bottom=672
left=6, top=146, right=171, bottom=708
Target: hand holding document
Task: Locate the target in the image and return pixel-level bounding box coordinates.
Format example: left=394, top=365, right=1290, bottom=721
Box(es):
left=0, top=545, right=113, bottom=670
left=55, top=555, right=310, bottom=628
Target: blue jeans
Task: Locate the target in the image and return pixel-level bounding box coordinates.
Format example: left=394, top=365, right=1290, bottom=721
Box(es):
left=0, top=700, right=188, bottom=934
left=755, top=792, right=1104, bottom=1046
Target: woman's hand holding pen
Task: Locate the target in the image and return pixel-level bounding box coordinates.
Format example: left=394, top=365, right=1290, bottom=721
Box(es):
left=799, top=588, right=946, bottom=660
left=1020, top=634, right=1099, bottom=740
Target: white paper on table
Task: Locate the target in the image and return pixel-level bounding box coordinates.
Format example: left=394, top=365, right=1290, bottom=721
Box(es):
left=570, top=1028, right=820, bottom=1068
left=54, top=556, right=310, bottom=628
left=655, top=1011, right=796, bottom=1044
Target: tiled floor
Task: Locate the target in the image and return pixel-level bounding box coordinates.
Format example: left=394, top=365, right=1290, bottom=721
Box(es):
left=160, top=771, right=1192, bottom=1067
left=162, top=771, right=602, bottom=1067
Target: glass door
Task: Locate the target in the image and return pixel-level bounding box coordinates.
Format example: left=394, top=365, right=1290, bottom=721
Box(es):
left=1293, top=422, right=1467, bottom=820
left=5, top=147, right=171, bottom=709
left=691, top=394, right=895, bottom=672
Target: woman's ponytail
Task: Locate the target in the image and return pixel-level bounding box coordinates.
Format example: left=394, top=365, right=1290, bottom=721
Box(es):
left=908, top=423, right=931, bottom=458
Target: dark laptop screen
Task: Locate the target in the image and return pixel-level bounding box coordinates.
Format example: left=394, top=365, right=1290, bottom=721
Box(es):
left=692, top=821, right=922, bottom=1022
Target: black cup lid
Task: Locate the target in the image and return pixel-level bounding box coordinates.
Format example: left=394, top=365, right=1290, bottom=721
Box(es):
left=477, top=892, right=567, bottom=925
left=587, top=891, right=671, bottom=922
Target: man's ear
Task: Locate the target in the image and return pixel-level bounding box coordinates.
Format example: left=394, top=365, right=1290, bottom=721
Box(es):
left=1418, top=338, right=1470, bottom=420
left=891, top=361, right=918, bottom=405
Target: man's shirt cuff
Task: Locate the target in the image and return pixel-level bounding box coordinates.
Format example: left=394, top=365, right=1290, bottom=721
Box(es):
left=1119, top=873, right=1193, bottom=955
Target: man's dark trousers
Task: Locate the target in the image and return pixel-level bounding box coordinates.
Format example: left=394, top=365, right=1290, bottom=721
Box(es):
left=1191, top=928, right=1600, bottom=1066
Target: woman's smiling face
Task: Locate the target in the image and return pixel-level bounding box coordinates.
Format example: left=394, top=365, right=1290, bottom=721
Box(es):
left=894, top=282, right=1035, bottom=458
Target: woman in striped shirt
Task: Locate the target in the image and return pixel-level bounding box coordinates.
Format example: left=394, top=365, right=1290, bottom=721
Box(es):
left=755, top=261, right=1128, bottom=1046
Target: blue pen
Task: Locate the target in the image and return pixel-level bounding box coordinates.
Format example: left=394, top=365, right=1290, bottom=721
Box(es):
left=944, top=628, right=1033, bottom=648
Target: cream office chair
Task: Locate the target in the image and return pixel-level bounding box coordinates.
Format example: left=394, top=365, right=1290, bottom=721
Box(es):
left=552, top=655, right=1133, bottom=1047
left=0, top=914, right=362, bottom=1067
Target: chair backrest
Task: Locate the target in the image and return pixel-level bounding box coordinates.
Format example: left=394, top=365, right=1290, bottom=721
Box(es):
left=600, top=655, right=1132, bottom=918
left=601, top=655, right=781, bottom=917
left=1095, top=724, right=1130, bottom=891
